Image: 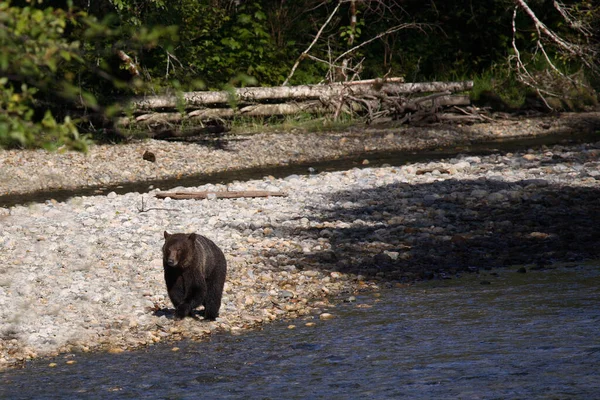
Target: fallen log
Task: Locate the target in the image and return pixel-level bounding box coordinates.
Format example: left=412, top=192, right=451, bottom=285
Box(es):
left=118, top=95, right=469, bottom=127
left=156, top=191, right=288, bottom=200
left=129, top=79, right=473, bottom=111
left=396, top=94, right=471, bottom=111
left=118, top=101, right=363, bottom=127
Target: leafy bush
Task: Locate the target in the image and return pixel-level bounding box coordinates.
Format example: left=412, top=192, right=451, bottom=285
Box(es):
left=0, top=0, right=178, bottom=150
left=0, top=2, right=92, bottom=150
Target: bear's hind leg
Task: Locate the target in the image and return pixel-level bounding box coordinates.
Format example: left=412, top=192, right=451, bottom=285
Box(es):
left=203, top=283, right=223, bottom=320
left=203, top=302, right=219, bottom=320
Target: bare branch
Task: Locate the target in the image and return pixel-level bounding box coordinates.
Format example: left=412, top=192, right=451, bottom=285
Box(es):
left=283, top=1, right=342, bottom=86
left=514, top=0, right=595, bottom=70
left=510, top=6, right=555, bottom=109
left=333, top=23, right=428, bottom=66
left=509, top=0, right=599, bottom=110
left=116, top=50, right=140, bottom=77
left=138, top=196, right=180, bottom=213
left=552, top=1, right=594, bottom=38
left=284, top=1, right=429, bottom=85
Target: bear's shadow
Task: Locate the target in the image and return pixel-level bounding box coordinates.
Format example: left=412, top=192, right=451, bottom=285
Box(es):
left=152, top=307, right=206, bottom=320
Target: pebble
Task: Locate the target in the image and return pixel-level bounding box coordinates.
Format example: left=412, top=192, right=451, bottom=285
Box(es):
left=1, top=117, right=599, bottom=370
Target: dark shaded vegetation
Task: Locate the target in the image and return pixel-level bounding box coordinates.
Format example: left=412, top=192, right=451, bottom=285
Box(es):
left=1, top=0, right=599, bottom=150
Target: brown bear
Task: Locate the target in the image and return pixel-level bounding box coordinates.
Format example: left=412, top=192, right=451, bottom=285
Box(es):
left=162, top=231, right=227, bottom=320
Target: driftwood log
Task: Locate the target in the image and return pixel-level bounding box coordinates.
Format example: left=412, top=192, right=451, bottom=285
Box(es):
left=155, top=191, right=288, bottom=200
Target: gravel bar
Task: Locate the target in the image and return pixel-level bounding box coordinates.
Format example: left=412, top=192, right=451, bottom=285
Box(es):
left=1, top=113, right=598, bottom=197
left=1, top=113, right=599, bottom=369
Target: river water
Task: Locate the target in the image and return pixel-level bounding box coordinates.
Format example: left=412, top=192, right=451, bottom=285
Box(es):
left=2, top=264, right=599, bottom=399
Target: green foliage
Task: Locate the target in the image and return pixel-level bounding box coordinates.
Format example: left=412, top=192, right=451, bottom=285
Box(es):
left=78, top=12, right=178, bottom=97
left=146, top=1, right=289, bottom=87
left=472, top=66, right=526, bottom=109
left=0, top=1, right=92, bottom=150
left=339, top=17, right=365, bottom=44
left=0, top=0, right=178, bottom=150
left=0, top=79, right=92, bottom=151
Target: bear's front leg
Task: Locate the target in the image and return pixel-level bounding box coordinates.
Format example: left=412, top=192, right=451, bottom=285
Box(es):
left=175, top=302, right=193, bottom=319
left=175, top=280, right=206, bottom=319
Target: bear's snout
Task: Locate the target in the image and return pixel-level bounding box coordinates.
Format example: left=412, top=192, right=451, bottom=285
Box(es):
left=166, top=257, right=178, bottom=267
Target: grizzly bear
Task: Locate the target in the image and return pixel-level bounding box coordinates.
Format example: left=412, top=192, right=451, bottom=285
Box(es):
left=162, top=231, right=227, bottom=320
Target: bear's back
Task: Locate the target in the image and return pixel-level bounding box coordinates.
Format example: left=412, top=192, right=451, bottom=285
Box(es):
left=194, top=234, right=227, bottom=276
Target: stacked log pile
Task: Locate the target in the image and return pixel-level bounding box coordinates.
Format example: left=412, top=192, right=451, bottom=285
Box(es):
left=118, top=78, right=475, bottom=133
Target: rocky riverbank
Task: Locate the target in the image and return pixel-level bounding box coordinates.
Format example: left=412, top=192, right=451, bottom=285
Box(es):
left=1, top=113, right=599, bottom=370
left=1, top=112, right=598, bottom=197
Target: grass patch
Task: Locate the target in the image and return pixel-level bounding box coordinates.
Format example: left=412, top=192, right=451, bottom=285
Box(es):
left=112, top=111, right=361, bottom=142
left=472, top=65, right=526, bottom=110
left=228, top=112, right=358, bottom=135
left=472, top=58, right=599, bottom=112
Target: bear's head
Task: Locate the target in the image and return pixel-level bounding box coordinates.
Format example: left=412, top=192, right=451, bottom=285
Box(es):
left=163, top=231, right=197, bottom=268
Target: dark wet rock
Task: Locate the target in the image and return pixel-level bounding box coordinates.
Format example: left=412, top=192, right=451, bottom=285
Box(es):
left=373, top=253, right=393, bottom=267
left=420, top=271, right=435, bottom=280
left=319, top=251, right=338, bottom=263
left=319, top=229, right=333, bottom=238
left=521, top=179, right=550, bottom=187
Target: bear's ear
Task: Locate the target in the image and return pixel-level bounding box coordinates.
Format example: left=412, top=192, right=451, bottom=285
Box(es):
left=188, top=233, right=196, bottom=242
left=164, top=231, right=171, bottom=239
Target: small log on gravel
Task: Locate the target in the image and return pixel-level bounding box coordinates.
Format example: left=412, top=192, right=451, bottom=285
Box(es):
left=156, top=191, right=288, bottom=200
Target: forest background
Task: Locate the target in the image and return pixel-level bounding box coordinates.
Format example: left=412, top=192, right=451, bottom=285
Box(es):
left=1, top=0, right=598, bottom=151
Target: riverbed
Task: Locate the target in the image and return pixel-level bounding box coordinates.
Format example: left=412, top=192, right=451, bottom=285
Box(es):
left=2, top=264, right=598, bottom=399
left=1, top=114, right=599, bottom=370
